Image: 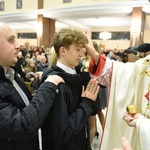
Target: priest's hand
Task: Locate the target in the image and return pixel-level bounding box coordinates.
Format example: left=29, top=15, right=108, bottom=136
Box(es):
left=83, top=34, right=100, bottom=63
left=123, top=112, right=142, bottom=127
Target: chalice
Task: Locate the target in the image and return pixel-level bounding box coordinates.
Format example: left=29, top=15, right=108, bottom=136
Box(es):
left=126, top=104, right=137, bottom=116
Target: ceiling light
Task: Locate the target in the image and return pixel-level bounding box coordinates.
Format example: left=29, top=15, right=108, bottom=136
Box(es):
left=99, top=31, right=112, bottom=40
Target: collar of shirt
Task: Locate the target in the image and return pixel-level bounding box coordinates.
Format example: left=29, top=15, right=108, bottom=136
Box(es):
left=56, top=62, right=76, bottom=74
left=5, top=67, right=15, bottom=82
left=5, top=67, right=29, bottom=106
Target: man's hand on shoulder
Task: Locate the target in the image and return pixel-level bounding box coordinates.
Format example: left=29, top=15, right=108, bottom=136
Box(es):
left=45, top=75, right=65, bottom=86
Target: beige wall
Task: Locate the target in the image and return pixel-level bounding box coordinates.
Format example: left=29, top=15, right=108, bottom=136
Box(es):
left=143, top=30, right=150, bottom=43
left=44, top=0, right=128, bottom=9
left=15, top=29, right=37, bottom=46
left=93, top=40, right=130, bottom=50
left=0, top=0, right=37, bottom=14
left=0, top=0, right=128, bottom=14
left=17, top=39, right=37, bottom=47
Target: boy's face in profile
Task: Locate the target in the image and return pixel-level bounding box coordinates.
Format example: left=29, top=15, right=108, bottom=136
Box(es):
left=60, top=43, right=84, bottom=69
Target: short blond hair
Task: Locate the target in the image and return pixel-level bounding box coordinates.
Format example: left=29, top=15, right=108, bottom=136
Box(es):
left=53, top=28, right=88, bottom=57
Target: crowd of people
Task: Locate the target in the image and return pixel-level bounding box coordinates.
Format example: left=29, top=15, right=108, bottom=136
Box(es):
left=14, top=45, right=51, bottom=93
left=101, top=48, right=127, bottom=62
left=0, top=21, right=150, bottom=150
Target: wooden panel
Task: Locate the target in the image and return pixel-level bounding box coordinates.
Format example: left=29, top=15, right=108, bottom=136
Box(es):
left=37, top=15, right=55, bottom=47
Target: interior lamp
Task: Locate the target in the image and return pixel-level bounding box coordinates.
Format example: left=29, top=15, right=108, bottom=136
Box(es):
left=99, top=31, right=112, bottom=40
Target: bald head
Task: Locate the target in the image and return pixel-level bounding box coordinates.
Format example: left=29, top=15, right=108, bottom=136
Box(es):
left=0, top=22, right=11, bottom=28
left=0, top=22, right=12, bottom=36
left=0, top=22, right=7, bottom=29
left=0, top=22, right=19, bottom=71
left=0, top=22, right=16, bottom=43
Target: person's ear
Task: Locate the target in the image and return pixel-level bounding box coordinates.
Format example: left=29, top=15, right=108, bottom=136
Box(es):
left=60, top=47, right=66, bottom=56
